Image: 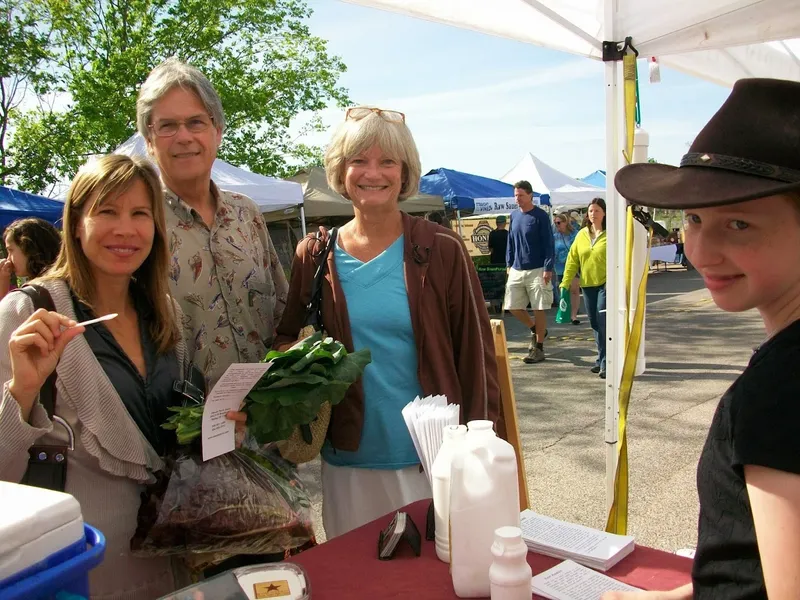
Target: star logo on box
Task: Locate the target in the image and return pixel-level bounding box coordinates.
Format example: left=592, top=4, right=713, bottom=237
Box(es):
left=254, top=579, right=291, bottom=598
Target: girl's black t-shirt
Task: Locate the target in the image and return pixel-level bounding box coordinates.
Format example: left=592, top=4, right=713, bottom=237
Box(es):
left=693, top=319, right=800, bottom=599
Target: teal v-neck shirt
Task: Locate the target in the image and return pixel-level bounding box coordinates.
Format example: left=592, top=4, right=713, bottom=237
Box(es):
left=321, top=235, right=423, bottom=469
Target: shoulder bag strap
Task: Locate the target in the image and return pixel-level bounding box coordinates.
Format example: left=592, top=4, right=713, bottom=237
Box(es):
left=304, top=227, right=338, bottom=331
left=15, top=284, right=70, bottom=492
left=16, top=285, right=58, bottom=418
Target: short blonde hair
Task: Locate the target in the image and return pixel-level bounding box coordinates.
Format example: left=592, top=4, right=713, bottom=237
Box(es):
left=43, top=154, right=179, bottom=354
left=554, top=213, right=574, bottom=233
left=324, top=108, right=421, bottom=201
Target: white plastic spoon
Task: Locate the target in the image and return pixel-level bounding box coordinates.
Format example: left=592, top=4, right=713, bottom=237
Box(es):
left=73, top=313, right=118, bottom=328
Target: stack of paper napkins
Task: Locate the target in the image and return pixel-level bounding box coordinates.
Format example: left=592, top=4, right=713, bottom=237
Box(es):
left=402, top=395, right=459, bottom=485
left=520, top=510, right=635, bottom=572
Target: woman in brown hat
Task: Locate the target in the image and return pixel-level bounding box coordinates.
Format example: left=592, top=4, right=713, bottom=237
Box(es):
left=605, top=78, right=800, bottom=600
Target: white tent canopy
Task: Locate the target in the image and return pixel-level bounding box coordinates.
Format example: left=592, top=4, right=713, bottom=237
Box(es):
left=114, top=134, right=303, bottom=213
left=344, top=0, right=800, bottom=514
left=343, top=0, right=800, bottom=86
left=285, top=166, right=444, bottom=219
left=501, top=152, right=603, bottom=207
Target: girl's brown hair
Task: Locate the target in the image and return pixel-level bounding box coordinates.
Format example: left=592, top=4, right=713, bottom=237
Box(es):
left=3, top=218, right=62, bottom=277
left=582, top=197, right=607, bottom=233
left=42, top=154, right=179, bottom=354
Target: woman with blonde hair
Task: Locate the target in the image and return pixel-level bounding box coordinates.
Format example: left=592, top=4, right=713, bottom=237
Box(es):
left=275, top=106, right=502, bottom=538
left=552, top=212, right=580, bottom=324
left=0, top=154, right=197, bottom=598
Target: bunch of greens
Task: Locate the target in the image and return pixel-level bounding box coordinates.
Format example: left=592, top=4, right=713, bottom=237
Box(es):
left=160, top=331, right=371, bottom=446
left=162, top=404, right=204, bottom=446
left=246, top=331, right=371, bottom=443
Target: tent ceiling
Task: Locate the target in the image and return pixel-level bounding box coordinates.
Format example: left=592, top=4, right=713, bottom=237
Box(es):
left=342, top=0, right=800, bottom=85
left=113, top=134, right=303, bottom=213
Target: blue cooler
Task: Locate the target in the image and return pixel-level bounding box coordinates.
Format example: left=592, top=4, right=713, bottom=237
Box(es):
left=0, top=482, right=106, bottom=600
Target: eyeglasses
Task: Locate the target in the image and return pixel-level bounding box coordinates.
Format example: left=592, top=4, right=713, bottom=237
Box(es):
left=554, top=220, right=564, bottom=225
left=149, top=115, right=215, bottom=138
left=345, top=106, right=405, bottom=123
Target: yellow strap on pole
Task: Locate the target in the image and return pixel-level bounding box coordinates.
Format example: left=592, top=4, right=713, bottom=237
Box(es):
left=622, top=52, right=637, bottom=165
left=624, top=205, right=634, bottom=345
left=606, top=209, right=652, bottom=535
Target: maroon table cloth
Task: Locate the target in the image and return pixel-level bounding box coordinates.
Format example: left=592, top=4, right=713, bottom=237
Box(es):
left=290, top=500, right=693, bottom=599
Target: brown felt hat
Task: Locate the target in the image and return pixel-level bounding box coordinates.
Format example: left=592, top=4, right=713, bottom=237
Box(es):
left=615, top=78, right=800, bottom=209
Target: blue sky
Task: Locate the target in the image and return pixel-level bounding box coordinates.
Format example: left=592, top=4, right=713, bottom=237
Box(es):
left=295, top=0, right=733, bottom=183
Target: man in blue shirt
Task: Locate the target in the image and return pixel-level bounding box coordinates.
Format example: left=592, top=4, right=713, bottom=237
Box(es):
left=504, top=180, right=555, bottom=363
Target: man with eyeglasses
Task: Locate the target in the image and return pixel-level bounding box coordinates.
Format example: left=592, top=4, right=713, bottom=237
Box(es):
left=136, top=58, right=289, bottom=391
left=504, top=180, right=555, bottom=364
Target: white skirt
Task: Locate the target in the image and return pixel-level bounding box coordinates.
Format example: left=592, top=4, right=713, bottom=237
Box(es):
left=321, top=461, right=432, bottom=539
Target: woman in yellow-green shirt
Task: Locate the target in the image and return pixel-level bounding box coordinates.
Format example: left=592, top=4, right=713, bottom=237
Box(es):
left=561, top=198, right=607, bottom=379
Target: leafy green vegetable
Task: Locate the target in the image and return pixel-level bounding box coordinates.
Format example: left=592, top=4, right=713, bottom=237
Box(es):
left=162, top=405, right=204, bottom=446
left=245, top=335, right=371, bottom=444
left=161, top=333, right=371, bottom=448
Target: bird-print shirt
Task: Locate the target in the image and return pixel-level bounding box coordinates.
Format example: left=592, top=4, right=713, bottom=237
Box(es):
left=164, top=182, right=288, bottom=389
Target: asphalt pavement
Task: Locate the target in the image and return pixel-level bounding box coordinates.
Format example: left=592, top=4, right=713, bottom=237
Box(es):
left=301, top=264, right=765, bottom=551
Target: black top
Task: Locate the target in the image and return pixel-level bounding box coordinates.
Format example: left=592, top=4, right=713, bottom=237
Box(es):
left=71, top=288, right=179, bottom=456
left=693, top=319, right=800, bottom=599
left=488, top=229, right=509, bottom=265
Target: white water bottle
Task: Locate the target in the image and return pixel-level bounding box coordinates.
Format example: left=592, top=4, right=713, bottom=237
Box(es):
left=432, top=424, right=467, bottom=563
left=450, top=420, right=520, bottom=598
left=489, top=526, right=532, bottom=600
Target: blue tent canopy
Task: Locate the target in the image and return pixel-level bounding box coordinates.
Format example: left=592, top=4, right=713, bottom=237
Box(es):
left=420, top=168, right=543, bottom=211
left=580, top=170, right=607, bottom=188
left=1, top=186, right=64, bottom=230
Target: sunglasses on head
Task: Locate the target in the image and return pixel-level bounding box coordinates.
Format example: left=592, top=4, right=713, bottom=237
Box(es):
left=346, top=106, right=405, bottom=123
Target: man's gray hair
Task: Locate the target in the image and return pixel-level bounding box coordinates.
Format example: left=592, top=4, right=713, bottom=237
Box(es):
left=136, top=58, right=225, bottom=139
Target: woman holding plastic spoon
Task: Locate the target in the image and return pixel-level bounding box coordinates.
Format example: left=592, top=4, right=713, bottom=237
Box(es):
left=0, top=154, right=244, bottom=599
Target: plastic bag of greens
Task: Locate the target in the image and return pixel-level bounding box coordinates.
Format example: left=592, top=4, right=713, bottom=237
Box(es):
left=131, top=437, right=313, bottom=569
left=555, top=289, right=572, bottom=324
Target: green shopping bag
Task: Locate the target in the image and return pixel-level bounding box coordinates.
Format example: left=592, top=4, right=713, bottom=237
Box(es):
left=555, top=289, right=571, bottom=324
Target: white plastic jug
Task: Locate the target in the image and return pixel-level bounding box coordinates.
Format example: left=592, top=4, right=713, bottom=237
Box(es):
left=432, top=424, right=467, bottom=563
left=489, top=526, right=532, bottom=600
left=450, top=420, right=520, bottom=598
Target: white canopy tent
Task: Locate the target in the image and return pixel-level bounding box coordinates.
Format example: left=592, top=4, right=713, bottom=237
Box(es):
left=114, top=134, right=304, bottom=214
left=286, top=166, right=444, bottom=218
left=501, top=152, right=604, bottom=207
left=343, top=0, right=800, bottom=515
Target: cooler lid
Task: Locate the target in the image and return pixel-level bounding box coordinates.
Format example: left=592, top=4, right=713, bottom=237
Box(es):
left=0, top=482, right=83, bottom=554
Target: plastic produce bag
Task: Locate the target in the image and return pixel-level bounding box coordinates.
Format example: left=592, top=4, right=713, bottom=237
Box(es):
left=131, top=439, right=313, bottom=569
left=555, top=289, right=572, bottom=324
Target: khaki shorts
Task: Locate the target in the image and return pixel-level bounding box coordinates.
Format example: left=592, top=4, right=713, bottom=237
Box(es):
left=503, top=267, right=553, bottom=311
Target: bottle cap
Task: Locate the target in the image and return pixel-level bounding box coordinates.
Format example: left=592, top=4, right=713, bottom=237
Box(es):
left=443, top=424, right=467, bottom=441
left=494, top=526, right=523, bottom=546
left=467, top=420, right=494, bottom=433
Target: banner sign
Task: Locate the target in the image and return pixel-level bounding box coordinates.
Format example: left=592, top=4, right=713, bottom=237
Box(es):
left=473, top=197, right=517, bottom=214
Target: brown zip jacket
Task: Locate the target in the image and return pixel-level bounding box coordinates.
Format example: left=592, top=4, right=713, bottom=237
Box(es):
left=274, top=212, right=504, bottom=452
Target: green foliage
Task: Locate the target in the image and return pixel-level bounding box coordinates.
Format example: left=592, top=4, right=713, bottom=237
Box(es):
left=246, top=332, right=372, bottom=444
left=0, top=0, right=55, bottom=184
left=162, top=403, right=204, bottom=446
left=3, top=0, right=348, bottom=193
left=162, top=331, right=372, bottom=447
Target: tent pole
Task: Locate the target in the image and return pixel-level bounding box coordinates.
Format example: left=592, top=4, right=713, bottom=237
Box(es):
left=603, top=1, right=622, bottom=516
left=300, top=205, right=307, bottom=238
left=456, top=209, right=463, bottom=236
